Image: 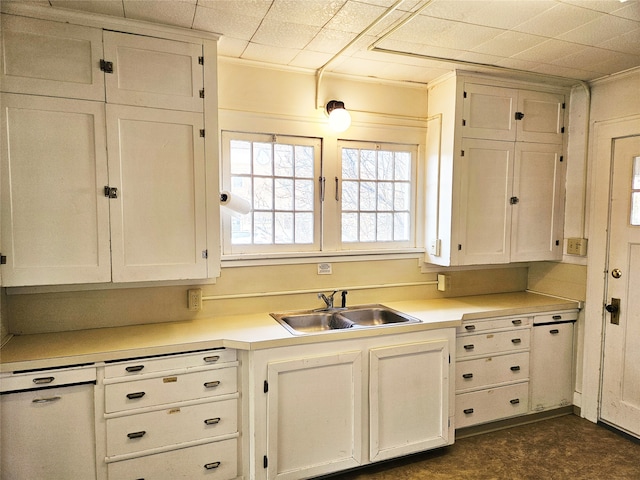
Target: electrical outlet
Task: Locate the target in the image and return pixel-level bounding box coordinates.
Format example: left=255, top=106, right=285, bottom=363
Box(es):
left=317, top=263, right=332, bottom=275
left=188, top=289, right=202, bottom=311
left=437, top=274, right=451, bottom=292
left=429, top=239, right=441, bottom=256
left=566, top=238, right=588, bottom=256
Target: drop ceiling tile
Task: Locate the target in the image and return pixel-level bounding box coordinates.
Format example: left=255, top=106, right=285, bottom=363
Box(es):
left=252, top=18, right=321, bottom=49
left=512, top=38, right=583, bottom=63
left=266, top=0, right=346, bottom=27
left=242, top=42, right=301, bottom=64
left=589, top=50, right=640, bottom=74
left=307, top=28, right=360, bottom=54
left=549, top=45, right=611, bottom=70
left=425, top=21, right=504, bottom=51
left=386, top=15, right=455, bottom=43
left=456, top=51, right=508, bottom=66
left=51, top=1, right=125, bottom=17
left=218, top=37, right=249, bottom=57
left=193, top=5, right=262, bottom=38
left=558, top=14, right=640, bottom=46
left=324, top=1, right=388, bottom=33
left=531, top=62, right=601, bottom=80
left=289, top=49, right=334, bottom=69
left=512, top=2, right=603, bottom=37
left=472, top=30, right=548, bottom=57
left=123, top=0, right=196, bottom=28
left=558, top=0, right=630, bottom=14
left=374, top=37, right=466, bottom=61
left=598, top=27, right=640, bottom=55
left=611, top=1, right=640, bottom=21
left=197, top=0, right=272, bottom=19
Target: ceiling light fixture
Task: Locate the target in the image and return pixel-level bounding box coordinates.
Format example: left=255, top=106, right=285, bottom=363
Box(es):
left=326, top=100, right=351, bottom=132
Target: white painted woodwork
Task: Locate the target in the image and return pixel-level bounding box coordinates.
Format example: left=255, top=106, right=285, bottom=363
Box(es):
left=265, top=351, right=363, bottom=480
left=1, top=383, right=97, bottom=480
left=106, top=104, right=207, bottom=282
left=456, top=382, right=529, bottom=429
left=0, top=93, right=112, bottom=286
left=103, top=31, right=204, bottom=112
left=600, top=135, right=640, bottom=437
left=456, top=316, right=530, bottom=335
left=462, top=83, right=517, bottom=142
left=517, top=90, right=565, bottom=145
left=107, top=438, right=238, bottom=480
left=530, top=322, right=574, bottom=411
left=510, top=142, right=565, bottom=261
left=369, top=340, right=450, bottom=461
left=456, top=328, right=530, bottom=359
left=457, top=138, right=513, bottom=264
left=104, top=366, right=237, bottom=413
left=456, top=352, right=529, bottom=393
left=0, top=14, right=105, bottom=101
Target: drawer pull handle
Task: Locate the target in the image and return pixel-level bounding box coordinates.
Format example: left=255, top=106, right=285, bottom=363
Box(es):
left=463, top=408, right=474, bottom=415
left=552, top=315, right=562, bottom=320
left=32, top=376, right=55, bottom=385
left=512, top=319, right=522, bottom=325
left=464, top=325, right=475, bottom=331
left=32, top=396, right=61, bottom=404
left=510, top=366, right=521, bottom=371
left=125, top=365, right=145, bottom=372
left=550, top=329, right=560, bottom=334
left=462, top=373, right=473, bottom=379
left=126, top=392, right=146, bottom=400
left=204, top=461, right=221, bottom=470
left=511, top=338, right=522, bottom=344
left=127, top=431, right=146, bottom=439
left=463, top=344, right=474, bottom=351
left=204, top=381, right=221, bottom=388
left=203, top=355, right=220, bottom=363
left=510, top=398, right=520, bottom=405
left=205, top=417, right=221, bottom=425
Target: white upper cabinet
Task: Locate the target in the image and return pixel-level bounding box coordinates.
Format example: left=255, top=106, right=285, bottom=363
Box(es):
left=0, top=10, right=219, bottom=286
left=107, top=105, right=207, bottom=282
left=425, top=73, right=567, bottom=267
left=0, top=94, right=112, bottom=286
left=103, top=31, right=204, bottom=112
left=0, top=14, right=105, bottom=101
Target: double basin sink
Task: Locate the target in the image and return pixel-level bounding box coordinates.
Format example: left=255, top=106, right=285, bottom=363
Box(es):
left=270, top=304, right=421, bottom=335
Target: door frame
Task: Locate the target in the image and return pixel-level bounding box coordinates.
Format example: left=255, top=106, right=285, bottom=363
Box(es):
left=582, top=114, right=640, bottom=422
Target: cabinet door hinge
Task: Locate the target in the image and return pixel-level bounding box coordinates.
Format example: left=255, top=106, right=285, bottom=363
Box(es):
left=199, top=88, right=205, bottom=98
left=263, top=455, right=268, bottom=468
left=460, top=150, right=465, bottom=157
left=463, top=91, right=467, bottom=98
left=562, top=102, right=566, bottom=109
left=448, top=354, right=451, bottom=364
left=202, top=249, right=208, bottom=259
left=462, top=119, right=466, bottom=126
left=99, top=59, right=113, bottom=74
left=263, top=380, right=269, bottom=393
left=560, top=155, right=564, bottom=162
left=561, top=126, right=565, bottom=133
left=458, top=244, right=462, bottom=251
left=556, top=240, right=560, bottom=246
left=200, top=129, right=205, bottom=138
left=198, top=56, right=204, bottom=65
left=0, top=254, right=6, bottom=265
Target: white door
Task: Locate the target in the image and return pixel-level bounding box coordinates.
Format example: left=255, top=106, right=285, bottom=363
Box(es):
left=462, top=83, right=517, bottom=142
left=600, top=135, right=640, bottom=438
left=106, top=104, right=207, bottom=282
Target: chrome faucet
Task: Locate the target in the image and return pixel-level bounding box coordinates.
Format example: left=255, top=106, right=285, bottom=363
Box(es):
left=317, top=291, right=338, bottom=309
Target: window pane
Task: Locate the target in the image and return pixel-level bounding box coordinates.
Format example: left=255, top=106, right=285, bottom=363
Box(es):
left=295, top=212, right=314, bottom=243
left=378, top=151, right=393, bottom=180
left=633, top=157, right=640, bottom=190
left=394, top=182, right=410, bottom=210
left=342, top=181, right=358, bottom=210
left=275, top=178, right=293, bottom=210
left=231, top=216, right=251, bottom=244
left=295, top=179, right=314, bottom=211
left=360, top=150, right=377, bottom=180
left=395, top=152, right=411, bottom=180
left=377, top=182, right=393, bottom=211
left=394, top=212, right=410, bottom=241
left=360, top=182, right=376, bottom=210
left=253, top=142, right=272, bottom=175
left=275, top=212, right=293, bottom=244
left=360, top=212, right=376, bottom=241
left=274, top=144, right=294, bottom=177
left=254, top=177, right=273, bottom=209
left=230, top=140, right=251, bottom=174
left=295, top=146, right=314, bottom=178
left=254, top=212, right=273, bottom=244
left=631, top=192, right=640, bottom=226
left=342, top=149, right=359, bottom=179
left=377, top=213, right=393, bottom=241
left=342, top=212, right=358, bottom=242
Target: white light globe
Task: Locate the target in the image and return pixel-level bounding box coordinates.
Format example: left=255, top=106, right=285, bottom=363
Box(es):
left=328, top=107, right=351, bottom=132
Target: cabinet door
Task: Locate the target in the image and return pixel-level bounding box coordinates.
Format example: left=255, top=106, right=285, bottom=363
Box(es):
left=0, top=94, right=112, bottom=286
left=0, top=383, right=97, bottom=480
left=516, top=90, right=565, bottom=144
left=530, top=322, right=574, bottom=411
left=0, top=15, right=105, bottom=101
left=462, top=83, right=518, bottom=141
left=457, top=138, right=514, bottom=265
left=106, top=104, right=207, bottom=282
left=103, top=31, right=204, bottom=112
left=510, top=142, right=564, bottom=262
left=369, top=339, right=450, bottom=461
left=266, top=351, right=363, bottom=480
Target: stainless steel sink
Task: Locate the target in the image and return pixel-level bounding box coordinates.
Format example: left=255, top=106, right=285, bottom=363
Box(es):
left=270, top=304, right=421, bottom=335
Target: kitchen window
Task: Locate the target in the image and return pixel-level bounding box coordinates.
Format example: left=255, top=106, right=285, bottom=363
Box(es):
left=221, top=131, right=417, bottom=258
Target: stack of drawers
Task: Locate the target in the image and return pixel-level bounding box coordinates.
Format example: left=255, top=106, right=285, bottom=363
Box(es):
left=102, top=349, right=239, bottom=479
left=455, top=316, right=531, bottom=429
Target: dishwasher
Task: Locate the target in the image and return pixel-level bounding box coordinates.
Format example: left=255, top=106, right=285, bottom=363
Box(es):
left=0, top=365, right=97, bottom=480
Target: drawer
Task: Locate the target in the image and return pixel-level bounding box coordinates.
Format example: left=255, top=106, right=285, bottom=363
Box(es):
left=456, top=329, right=530, bottom=359
left=533, top=310, right=578, bottom=325
left=106, top=398, right=238, bottom=457
left=457, top=316, right=530, bottom=335
left=0, top=365, right=96, bottom=393
left=104, top=349, right=236, bottom=379
left=105, top=367, right=237, bottom=413
left=107, top=438, right=237, bottom=480
left=456, top=382, right=529, bottom=429
left=456, top=352, right=529, bottom=392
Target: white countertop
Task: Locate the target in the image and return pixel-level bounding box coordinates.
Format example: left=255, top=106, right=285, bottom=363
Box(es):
left=0, top=291, right=580, bottom=373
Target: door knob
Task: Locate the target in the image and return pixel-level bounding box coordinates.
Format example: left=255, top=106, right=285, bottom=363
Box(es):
left=606, top=298, right=620, bottom=325
left=605, top=303, right=619, bottom=314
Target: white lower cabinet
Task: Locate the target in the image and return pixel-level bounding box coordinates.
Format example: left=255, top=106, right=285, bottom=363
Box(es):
left=0, top=366, right=97, bottom=480
left=250, top=329, right=455, bottom=480
left=456, top=382, right=529, bottom=428
left=99, top=349, right=240, bottom=480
